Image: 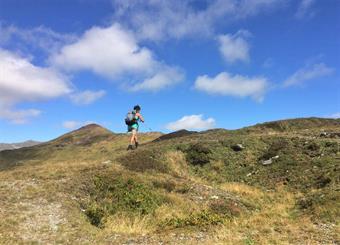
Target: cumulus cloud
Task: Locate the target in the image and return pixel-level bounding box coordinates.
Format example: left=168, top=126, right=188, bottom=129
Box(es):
left=62, top=120, right=94, bottom=130
left=0, top=49, right=72, bottom=123
left=283, top=63, right=334, bottom=87
left=218, top=30, right=251, bottom=63
left=51, top=24, right=184, bottom=91
left=129, top=66, right=184, bottom=92
left=166, top=114, right=215, bottom=131
left=0, top=49, right=72, bottom=104
left=51, top=24, right=155, bottom=78
left=0, top=107, right=41, bottom=124
left=195, top=72, right=268, bottom=101
left=295, top=0, right=316, bottom=19
left=112, top=0, right=286, bottom=40
left=0, top=24, right=75, bottom=54
left=70, top=90, right=106, bottom=105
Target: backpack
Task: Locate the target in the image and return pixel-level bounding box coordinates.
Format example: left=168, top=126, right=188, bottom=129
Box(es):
left=125, top=110, right=136, bottom=126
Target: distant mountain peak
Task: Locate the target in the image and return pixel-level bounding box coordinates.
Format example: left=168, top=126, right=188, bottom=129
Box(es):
left=0, top=140, right=41, bottom=152
left=77, top=123, right=103, bottom=130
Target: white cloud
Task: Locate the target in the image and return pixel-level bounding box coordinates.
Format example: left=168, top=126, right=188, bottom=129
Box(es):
left=194, top=72, right=268, bottom=101
left=70, top=90, right=106, bottom=105
left=0, top=49, right=72, bottom=104
left=112, top=0, right=286, bottom=41
left=0, top=24, right=76, bottom=54
left=236, top=0, right=288, bottom=17
left=166, top=114, right=215, bottom=131
left=129, top=66, right=184, bottom=92
left=62, top=120, right=94, bottom=130
left=295, top=0, right=316, bottom=19
left=0, top=49, right=72, bottom=123
left=283, top=63, right=334, bottom=87
left=0, top=107, right=41, bottom=124
left=218, top=30, right=251, bottom=63
left=51, top=24, right=155, bottom=78
left=51, top=24, right=184, bottom=91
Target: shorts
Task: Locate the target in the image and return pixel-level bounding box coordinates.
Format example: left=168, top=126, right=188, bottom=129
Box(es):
left=128, top=126, right=138, bottom=134
left=131, top=128, right=137, bottom=134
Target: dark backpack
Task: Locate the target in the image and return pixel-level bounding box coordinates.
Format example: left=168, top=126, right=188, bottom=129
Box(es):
left=125, top=110, right=136, bottom=126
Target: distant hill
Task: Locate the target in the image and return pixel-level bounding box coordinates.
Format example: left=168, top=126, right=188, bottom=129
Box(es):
left=247, top=117, right=340, bottom=132
left=50, top=123, right=115, bottom=146
left=153, top=129, right=197, bottom=142
left=0, top=124, right=161, bottom=170
left=0, top=140, right=41, bottom=152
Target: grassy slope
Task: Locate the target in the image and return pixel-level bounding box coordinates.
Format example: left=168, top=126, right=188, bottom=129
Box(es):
left=0, top=118, right=339, bottom=244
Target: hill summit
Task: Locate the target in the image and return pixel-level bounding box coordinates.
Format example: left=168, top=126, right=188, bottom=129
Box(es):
left=51, top=123, right=114, bottom=147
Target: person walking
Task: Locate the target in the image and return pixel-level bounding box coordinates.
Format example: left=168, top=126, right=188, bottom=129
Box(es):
left=126, top=105, right=144, bottom=150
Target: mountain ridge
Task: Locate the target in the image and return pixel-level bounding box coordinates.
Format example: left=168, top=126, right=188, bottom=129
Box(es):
left=0, top=140, right=41, bottom=152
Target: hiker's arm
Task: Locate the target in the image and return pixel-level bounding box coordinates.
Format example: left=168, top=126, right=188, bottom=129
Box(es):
left=137, top=113, right=144, bottom=122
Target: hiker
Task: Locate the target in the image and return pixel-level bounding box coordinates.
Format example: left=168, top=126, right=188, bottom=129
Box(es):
left=126, top=105, right=144, bottom=150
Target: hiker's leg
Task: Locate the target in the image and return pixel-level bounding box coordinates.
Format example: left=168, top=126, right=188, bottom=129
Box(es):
left=131, top=129, right=137, bottom=144
left=130, top=133, right=135, bottom=145
left=127, top=127, right=134, bottom=150
left=134, top=132, right=138, bottom=143
left=134, top=129, right=139, bottom=148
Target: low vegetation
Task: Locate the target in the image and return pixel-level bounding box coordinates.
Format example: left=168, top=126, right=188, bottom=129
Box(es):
left=84, top=175, right=165, bottom=227
left=0, top=118, right=339, bottom=244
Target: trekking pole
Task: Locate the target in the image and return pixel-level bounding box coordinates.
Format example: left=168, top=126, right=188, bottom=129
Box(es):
left=143, top=122, right=153, bottom=131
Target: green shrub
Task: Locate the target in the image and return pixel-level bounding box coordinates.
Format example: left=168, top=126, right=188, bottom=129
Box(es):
left=296, top=188, right=340, bottom=223
left=85, top=176, right=164, bottom=227
left=161, top=210, right=225, bottom=229
left=119, top=149, right=169, bottom=173
left=85, top=203, right=106, bottom=227
left=303, top=141, right=321, bottom=157
left=323, top=141, right=339, bottom=155
left=185, top=143, right=212, bottom=166
left=260, top=138, right=289, bottom=160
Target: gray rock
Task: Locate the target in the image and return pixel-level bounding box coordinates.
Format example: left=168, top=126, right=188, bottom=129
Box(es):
left=102, top=160, right=112, bottom=164
left=231, top=144, right=244, bottom=151
left=262, top=155, right=279, bottom=165
left=320, top=132, right=328, bottom=137
left=262, top=159, right=273, bottom=165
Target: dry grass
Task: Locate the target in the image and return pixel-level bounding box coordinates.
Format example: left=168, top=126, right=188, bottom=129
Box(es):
left=208, top=184, right=337, bottom=244
left=103, top=213, right=154, bottom=235
left=220, top=182, right=267, bottom=204
left=100, top=199, right=201, bottom=235
left=0, top=120, right=339, bottom=244
left=165, top=150, right=189, bottom=177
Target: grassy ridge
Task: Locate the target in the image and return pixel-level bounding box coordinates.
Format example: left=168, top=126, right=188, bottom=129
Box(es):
left=0, top=118, right=339, bottom=244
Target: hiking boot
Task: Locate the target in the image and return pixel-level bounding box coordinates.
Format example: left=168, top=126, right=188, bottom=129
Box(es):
left=127, top=144, right=133, bottom=151
left=135, top=142, right=139, bottom=149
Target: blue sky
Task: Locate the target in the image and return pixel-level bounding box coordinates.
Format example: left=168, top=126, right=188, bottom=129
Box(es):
left=0, top=0, right=339, bottom=143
